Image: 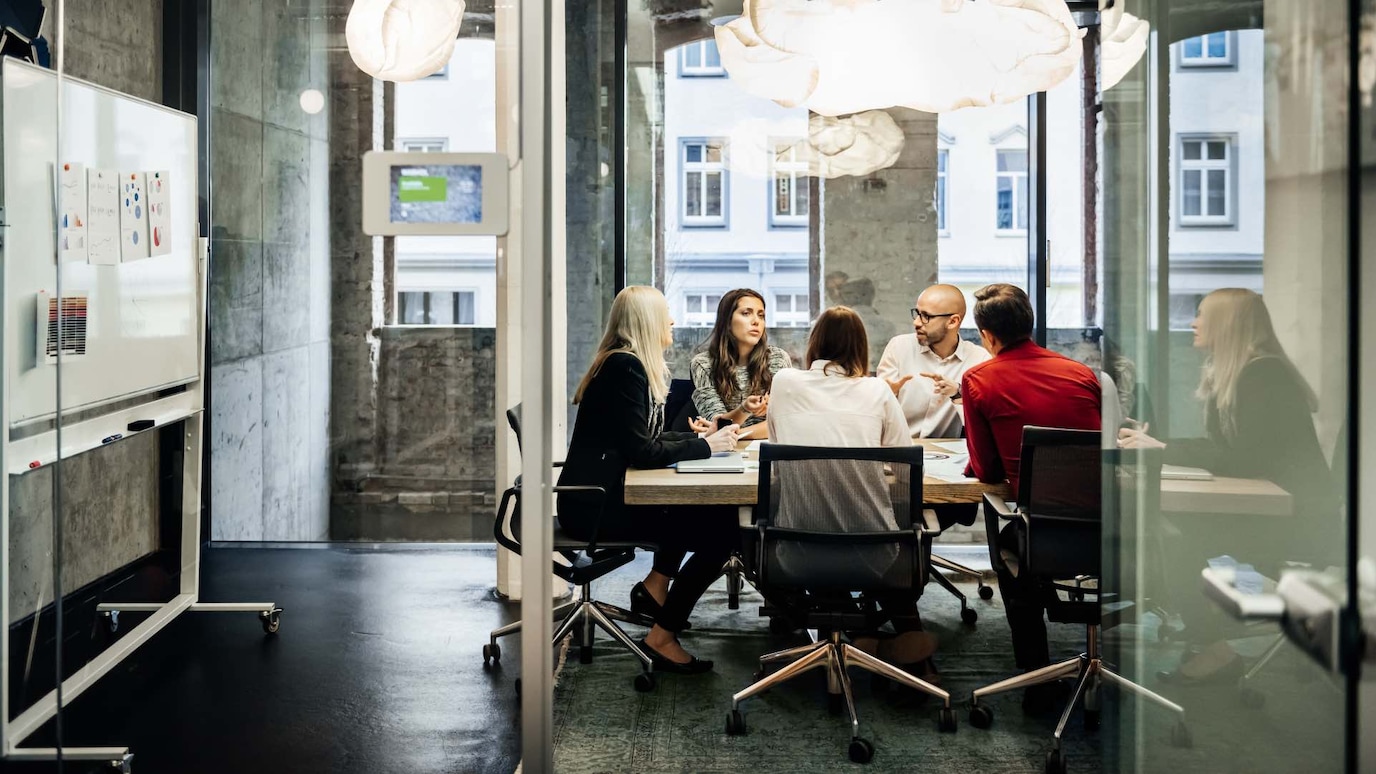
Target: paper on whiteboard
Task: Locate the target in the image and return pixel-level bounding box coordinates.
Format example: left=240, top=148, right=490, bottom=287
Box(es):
left=58, top=162, right=87, bottom=263
left=86, top=168, right=120, bottom=265
left=146, top=170, right=171, bottom=256
left=120, top=171, right=150, bottom=261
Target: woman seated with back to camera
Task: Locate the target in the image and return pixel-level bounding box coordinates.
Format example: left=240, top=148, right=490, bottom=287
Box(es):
left=558, top=286, right=742, bottom=674
left=687, top=289, right=793, bottom=440
left=764, top=306, right=940, bottom=680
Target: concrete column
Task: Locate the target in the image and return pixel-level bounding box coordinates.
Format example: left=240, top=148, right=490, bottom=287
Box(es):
left=821, top=108, right=940, bottom=369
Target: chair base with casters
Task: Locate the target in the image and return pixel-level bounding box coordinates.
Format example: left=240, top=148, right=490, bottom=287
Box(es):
left=720, top=554, right=748, bottom=609
left=928, top=554, right=991, bottom=625
left=968, top=620, right=1191, bottom=774
left=725, top=627, right=957, bottom=763
left=482, top=485, right=659, bottom=693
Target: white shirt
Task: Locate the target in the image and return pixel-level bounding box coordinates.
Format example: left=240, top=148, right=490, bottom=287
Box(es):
left=766, top=360, right=910, bottom=449
left=876, top=335, right=992, bottom=438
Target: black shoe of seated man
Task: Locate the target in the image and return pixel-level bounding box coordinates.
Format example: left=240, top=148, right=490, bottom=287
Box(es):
left=629, top=582, right=690, bottom=630
left=638, top=638, right=713, bottom=675
left=1022, top=679, right=1072, bottom=715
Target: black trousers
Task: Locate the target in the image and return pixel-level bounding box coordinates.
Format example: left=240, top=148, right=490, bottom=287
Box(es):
left=995, top=520, right=1052, bottom=670
left=581, top=504, right=738, bottom=634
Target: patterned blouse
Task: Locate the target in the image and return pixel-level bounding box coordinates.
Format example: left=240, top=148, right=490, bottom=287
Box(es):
left=688, top=346, right=793, bottom=427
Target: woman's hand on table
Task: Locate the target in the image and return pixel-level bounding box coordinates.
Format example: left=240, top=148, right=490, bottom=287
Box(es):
left=705, top=424, right=741, bottom=453
left=688, top=415, right=714, bottom=435
left=1117, top=424, right=1165, bottom=449
left=742, top=394, right=769, bottom=418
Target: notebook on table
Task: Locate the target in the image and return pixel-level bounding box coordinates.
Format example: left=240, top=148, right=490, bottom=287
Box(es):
left=675, top=452, right=746, bottom=473
left=1160, top=464, right=1214, bottom=481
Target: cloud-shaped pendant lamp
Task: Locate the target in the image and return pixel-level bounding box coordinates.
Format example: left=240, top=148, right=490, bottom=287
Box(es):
left=346, top=0, right=466, bottom=82
left=1099, top=0, right=1149, bottom=90
left=716, top=0, right=1084, bottom=116
left=790, top=110, right=906, bottom=178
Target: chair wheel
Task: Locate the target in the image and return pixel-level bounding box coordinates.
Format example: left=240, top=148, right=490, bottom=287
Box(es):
left=828, top=692, right=844, bottom=715
left=1045, top=748, right=1067, bottom=774
left=725, top=709, right=746, bottom=736
left=960, top=607, right=978, bottom=625
left=483, top=642, right=501, bottom=667
left=1171, top=721, right=1193, bottom=748
left=752, top=668, right=769, bottom=684
left=848, top=737, right=875, bottom=764
left=937, top=706, right=958, bottom=732
left=634, top=672, right=656, bottom=693
left=969, top=703, right=994, bottom=729
left=978, top=584, right=995, bottom=600
left=580, top=645, right=594, bottom=664
left=1084, top=709, right=1100, bottom=731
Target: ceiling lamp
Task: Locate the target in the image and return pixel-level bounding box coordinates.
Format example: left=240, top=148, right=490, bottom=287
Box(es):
left=788, top=110, right=905, bottom=178
left=1099, top=0, right=1149, bottom=90
left=346, top=0, right=466, bottom=82
left=715, top=0, right=1084, bottom=116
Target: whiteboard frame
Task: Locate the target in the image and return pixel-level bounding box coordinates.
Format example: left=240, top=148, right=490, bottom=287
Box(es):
left=0, top=62, right=279, bottom=767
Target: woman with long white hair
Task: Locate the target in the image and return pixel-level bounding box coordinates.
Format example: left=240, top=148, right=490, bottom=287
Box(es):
left=558, top=286, right=740, bottom=674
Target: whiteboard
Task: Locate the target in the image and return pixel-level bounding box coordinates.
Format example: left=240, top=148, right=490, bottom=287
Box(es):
left=3, top=59, right=200, bottom=426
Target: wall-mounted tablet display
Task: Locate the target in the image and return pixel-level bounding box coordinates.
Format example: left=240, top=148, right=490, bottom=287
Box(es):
left=362, top=151, right=509, bottom=236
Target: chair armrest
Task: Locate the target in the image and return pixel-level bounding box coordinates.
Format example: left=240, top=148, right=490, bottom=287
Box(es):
left=920, top=508, right=942, bottom=537
left=982, top=493, right=1022, bottom=521
left=551, top=485, right=608, bottom=551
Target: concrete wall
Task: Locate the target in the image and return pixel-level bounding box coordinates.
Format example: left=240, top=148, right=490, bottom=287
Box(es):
left=9, top=0, right=166, bottom=623
left=207, top=0, right=331, bottom=541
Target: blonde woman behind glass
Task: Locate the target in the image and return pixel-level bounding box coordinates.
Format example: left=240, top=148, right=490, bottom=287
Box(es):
left=558, top=286, right=740, bottom=673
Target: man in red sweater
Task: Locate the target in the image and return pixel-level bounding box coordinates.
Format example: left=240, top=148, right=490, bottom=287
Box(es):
left=960, top=283, right=1101, bottom=710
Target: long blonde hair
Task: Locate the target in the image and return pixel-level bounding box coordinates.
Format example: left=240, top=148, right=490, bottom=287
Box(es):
left=574, top=286, right=672, bottom=405
left=1196, top=288, right=1316, bottom=437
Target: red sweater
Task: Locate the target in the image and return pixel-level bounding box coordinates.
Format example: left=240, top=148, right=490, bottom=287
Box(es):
left=961, top=340, right=1101, bottom=494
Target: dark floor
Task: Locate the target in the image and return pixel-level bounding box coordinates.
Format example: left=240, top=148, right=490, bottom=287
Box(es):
left=2, top=545, right=522, bottom=774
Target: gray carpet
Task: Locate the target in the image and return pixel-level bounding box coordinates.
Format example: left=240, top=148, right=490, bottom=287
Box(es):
left=550, top=552, right=1344, bottom=773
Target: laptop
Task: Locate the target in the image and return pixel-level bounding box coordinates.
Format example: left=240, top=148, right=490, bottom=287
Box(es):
left=1160, top=464, right=1214, bottom=481
left=675, top=452, right=747, bottom=474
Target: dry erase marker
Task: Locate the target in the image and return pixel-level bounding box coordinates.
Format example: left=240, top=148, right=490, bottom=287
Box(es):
left=28, top=461, right=40, bottom=469
left=101, top=434, right=122, bottom=444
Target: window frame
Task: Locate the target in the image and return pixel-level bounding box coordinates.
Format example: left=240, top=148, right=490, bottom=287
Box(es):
left=397, top=137, right=450, bottom=153
left=1178, top=31, right=1236, bottom=68
left=936, top=147, right=950, bottom=237
left=396, top=289, right=479, bottom=327
left=1176, top=134, right=1236, bottom=227
left=677, top=39, right=726, bottom=77
left=682, top=291, right=724, bottom=328
left=680, top=138, right=729, bottom=228
left=995, top=147, right=1029, bottom=236
left=770, top=291, right=810, bottom=328
left=769, top=139, right=809, bottom=228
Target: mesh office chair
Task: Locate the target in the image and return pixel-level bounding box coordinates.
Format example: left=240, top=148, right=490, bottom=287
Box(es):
left=482, top=404, right=658, bottom=693
left=968, top=427, right=1188, bottom=774
left=724, top=444, right=957, bottom=764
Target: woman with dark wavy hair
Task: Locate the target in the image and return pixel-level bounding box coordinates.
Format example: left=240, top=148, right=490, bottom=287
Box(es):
left=688, top=289, right=792, bottom=438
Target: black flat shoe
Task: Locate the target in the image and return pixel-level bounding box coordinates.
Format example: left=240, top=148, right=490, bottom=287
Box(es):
left=638, top=638, right=713, bottom=675
left=629, top=582, right=690, bottom=630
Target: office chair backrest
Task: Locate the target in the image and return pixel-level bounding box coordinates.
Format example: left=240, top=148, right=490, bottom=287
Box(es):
left=507, top=403, right=523, bottom=452
left=1018, top=427, right=1101, bottom=578
left=756, top=443, right=925, bottom=591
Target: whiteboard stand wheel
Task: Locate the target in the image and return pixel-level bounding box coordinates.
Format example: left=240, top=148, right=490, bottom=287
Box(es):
left=260, top=608, right=283, bottom=634
left=103, top=610, right=120, bottom=633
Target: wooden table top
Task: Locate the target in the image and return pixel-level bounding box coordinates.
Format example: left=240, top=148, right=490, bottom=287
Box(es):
left=622, top=439, right=1294, bottom=517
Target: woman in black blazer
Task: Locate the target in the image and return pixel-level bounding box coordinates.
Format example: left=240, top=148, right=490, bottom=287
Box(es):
left=558, top=286, right=740, bottom=674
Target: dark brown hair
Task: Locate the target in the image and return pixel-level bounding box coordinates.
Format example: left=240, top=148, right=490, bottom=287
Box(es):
left=705, top=289, right=773, bottom=407
left=972, top=283, right=1034, bottom=346
left=805, top=306, right=869, bottom=377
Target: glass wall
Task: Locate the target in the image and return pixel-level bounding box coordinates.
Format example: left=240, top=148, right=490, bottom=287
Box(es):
left=1103, top=1, right=1352, bottom=771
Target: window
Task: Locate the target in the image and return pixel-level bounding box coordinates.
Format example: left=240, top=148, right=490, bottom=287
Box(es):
left=678, top=40, right=725, bottom=77
left=397, top=291, right=476, bottom=325
left=1180, top=32, right=1233, bottom=67
left=1178, top=136, right=1232, bottom=225
left=772, top=293, right=809, bottom=328
left=681, top=140, right=727, bottom=227
left=683, top=292, right=723, bottom=327
left=771, top=141, right=808, bottom=227
left=995, top=148, right=1028, bottom=234
left=935, top=148, right=949, bottom=235
left=398, top=137, right=449, bottom=153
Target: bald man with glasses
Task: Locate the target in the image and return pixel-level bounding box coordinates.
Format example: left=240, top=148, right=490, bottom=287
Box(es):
left=877, top=284, right=991, bottom=439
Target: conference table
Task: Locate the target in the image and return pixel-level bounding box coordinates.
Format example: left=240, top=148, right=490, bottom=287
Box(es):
left=621, top=439, right=1294, bottom=519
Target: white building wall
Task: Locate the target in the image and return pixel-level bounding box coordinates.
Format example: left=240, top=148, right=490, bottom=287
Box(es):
left=392, top=40, right=499, bottom=326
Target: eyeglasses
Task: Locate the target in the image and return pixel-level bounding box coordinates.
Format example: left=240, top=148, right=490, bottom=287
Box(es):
left=911, top=309, right=957, bottom=323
